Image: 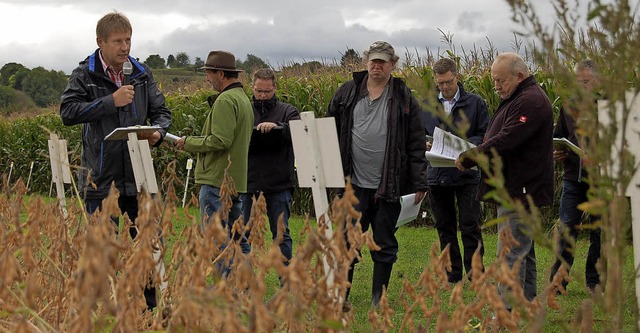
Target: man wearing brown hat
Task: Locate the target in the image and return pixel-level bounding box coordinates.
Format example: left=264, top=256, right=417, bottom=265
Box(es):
left=327, top=41, right=428, bottom=309
left=175, top=50, right=254, bottom=276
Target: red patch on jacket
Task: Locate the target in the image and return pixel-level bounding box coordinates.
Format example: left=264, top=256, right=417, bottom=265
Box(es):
left=519, top=116, right=528, bottom=123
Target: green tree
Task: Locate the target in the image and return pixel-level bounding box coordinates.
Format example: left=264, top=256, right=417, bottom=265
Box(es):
left=0, top=62, right=27, bottom=87
left=167, top=54, right=176, bottom=68
left=144, top=54, right=166, bottom=69
left=21, top=67, right=67, bottom=107
left=175, top=52, right=190, bottom=68
left=237, top=54, right=269, bottom=73
left=9, top=67, right=30, bottom=91
left=0, top=85, right=36, bottom=113
left=340, top=48, right=362, bottom=68
left=194, top=57, right=204, bottom=68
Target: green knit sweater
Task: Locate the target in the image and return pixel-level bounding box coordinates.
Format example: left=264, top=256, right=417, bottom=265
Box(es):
left=184, top=85, right=254, bottom=192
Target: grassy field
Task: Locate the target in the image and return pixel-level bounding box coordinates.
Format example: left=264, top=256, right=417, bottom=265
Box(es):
left=162, top=206, right=638, bottom=332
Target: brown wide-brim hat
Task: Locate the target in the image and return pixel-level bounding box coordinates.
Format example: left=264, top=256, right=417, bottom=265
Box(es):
left=199, top=50, right=243, bottom=72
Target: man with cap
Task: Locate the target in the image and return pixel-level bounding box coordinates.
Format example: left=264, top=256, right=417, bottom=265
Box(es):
left=175, top=50, right=254, bottom=276
left=327, top=41, right=428, bottom=309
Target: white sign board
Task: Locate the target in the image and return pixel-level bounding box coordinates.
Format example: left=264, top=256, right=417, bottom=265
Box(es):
left=290, top=117, right=345, bottom=188
left=599, top=91, right=640, bottom=329
left=126, top=133, right=159, bottom=194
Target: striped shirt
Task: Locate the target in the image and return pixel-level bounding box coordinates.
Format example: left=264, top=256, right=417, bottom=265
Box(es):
left=98, top=50, right=125, bottom=87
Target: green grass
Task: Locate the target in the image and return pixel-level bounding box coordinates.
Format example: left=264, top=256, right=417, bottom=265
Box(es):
left=165, top=207, right=638, bottom=332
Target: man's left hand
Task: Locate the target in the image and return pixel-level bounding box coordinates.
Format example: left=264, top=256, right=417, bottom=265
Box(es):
left=414, top=191, right=426, bottom=205
left=138, top=131, right=161, bottom=146
left=256, top=122, right=278, bottom=133
left=454, top=156, right=467, bottom=171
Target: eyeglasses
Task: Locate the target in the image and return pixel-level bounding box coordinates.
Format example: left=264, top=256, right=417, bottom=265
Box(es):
left=435, top=78, right=456, bottom=87
left=253, top=88, right=274, bottom=95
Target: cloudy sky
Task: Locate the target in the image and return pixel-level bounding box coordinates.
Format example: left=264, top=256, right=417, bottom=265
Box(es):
left=0, top=0, right=559, bottom=74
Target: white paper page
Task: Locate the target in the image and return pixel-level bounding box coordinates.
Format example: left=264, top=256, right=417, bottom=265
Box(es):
left=396, top=193, right=424, bottom=227
left=425, top=127, right=476, bottom=168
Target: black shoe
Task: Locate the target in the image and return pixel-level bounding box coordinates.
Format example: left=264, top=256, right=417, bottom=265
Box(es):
left=342, top=300, right=352, bottom=313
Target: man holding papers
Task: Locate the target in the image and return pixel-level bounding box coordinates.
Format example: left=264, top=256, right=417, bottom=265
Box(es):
left=456, top=52, right=554, bottom=309
left=422, top=58, right=489, bottom=283
left=327, top=41, right=427, bottom=309
left=549, top=59, right=602, bottom=294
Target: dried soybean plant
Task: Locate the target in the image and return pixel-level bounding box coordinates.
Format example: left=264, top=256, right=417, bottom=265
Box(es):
left=1, top=160, right=555, bottom=333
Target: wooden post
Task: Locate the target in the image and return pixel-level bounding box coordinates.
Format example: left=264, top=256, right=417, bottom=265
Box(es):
left=290, top=112, right=345, bottom=296
left=182, top=158, right=193, bottom=208
left=26, top=161, right=34, bottom=192
left=48, top=133, right=72, bottom=217
left=126, top=132, right=159, bottom=194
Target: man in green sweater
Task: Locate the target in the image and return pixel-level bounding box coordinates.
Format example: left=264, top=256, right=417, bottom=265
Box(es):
left=175, top=50, right=254, bottom=276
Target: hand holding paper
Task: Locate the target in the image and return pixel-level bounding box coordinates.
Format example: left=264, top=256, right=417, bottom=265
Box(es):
left=396, top=193, right=425, bottom=227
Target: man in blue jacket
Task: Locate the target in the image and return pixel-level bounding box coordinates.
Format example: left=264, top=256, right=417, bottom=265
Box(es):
left=60, top=11, right=172, bottom=311
left=549, top=59, right=602, bottom=294
left=423, top=58, right=489, bottom=283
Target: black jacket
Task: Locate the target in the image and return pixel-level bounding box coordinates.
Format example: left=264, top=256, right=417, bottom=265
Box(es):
left=422, top=83, right=489, bottom=186
left=327, top=71, right=428, bottom=201
left=247, top=96, right=301, bottom=192
left=60, top=50, right=172, bottom=199
left=553, top=97, right=598, bottom=182
left=461, top=76, right=554, bottom=206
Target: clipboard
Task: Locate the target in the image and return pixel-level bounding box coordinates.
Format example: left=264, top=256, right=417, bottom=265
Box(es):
left=104, top=125, right=161, bottom=141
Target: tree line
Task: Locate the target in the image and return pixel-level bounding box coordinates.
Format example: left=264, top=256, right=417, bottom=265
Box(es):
left=0, top=48, right=363, bottom=114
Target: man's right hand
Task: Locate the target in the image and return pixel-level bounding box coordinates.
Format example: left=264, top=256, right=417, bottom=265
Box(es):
left=553, top=149, right=569, bottom=162
left=113, top=85, right=135, bottom=107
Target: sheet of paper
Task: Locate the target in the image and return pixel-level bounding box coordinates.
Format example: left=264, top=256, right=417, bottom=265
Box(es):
left=425, top=127, right=476, bottom=168
left=396, top=193, right=424, bottom=228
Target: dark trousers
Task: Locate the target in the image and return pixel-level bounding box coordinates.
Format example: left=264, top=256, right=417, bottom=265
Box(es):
left=241, top=189, right=293, bottom=262
left=351, top=186, right=402, bottom=264
left=344, top=185, right=401, bottom=304
left=428, top=184, right=484, bottom=282
left=85, top=195, right=158, bottom=310
left=550, top=180, right=601, bottom=288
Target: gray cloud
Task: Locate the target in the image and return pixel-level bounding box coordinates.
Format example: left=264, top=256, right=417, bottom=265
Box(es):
left=0, top=0, right=557, bottom=73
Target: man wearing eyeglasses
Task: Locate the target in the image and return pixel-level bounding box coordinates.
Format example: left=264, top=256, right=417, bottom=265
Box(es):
left=422, top=58, right=489, bottom=284
left=240, top=68, right=301, bottom=268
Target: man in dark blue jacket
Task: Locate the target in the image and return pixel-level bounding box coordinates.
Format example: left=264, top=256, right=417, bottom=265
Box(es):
left=241, top=68, right=301, bottom=265
left=549, top=59, right=601, bottom=294
left=60, top=11, right=172, bottom=311
left=423, top=58, right=489, bottom=283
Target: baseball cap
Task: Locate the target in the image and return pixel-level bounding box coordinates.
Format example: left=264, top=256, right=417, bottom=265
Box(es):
left=366, top=41, right=396, bottom=62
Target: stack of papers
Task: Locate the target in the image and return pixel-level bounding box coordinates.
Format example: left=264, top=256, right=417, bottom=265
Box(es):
left=425, top=127, right=476, bottom=167
left=553, top=137, right=583, bottom=155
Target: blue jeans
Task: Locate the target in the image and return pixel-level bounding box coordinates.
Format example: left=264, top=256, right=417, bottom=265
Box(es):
left=497, top=206, right=537, bottom=309
left=241, top=189, right=293, bottom=262
left=549, top=180, right=601, bottom=288
left=199, top=185, right=249, bottom=276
